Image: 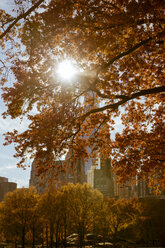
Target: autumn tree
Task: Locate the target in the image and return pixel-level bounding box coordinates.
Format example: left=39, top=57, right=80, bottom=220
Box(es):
left=56, top=187, right=73, bottom=247
left=109, top=198, right=140, bottom=244
left=28, top=195, right=42, bottom=248
left=0, top=202, right=5, bottom=243
left=136, top=198, right=165, bottom=246
left=1, top=0, right=165, bottom=188
left=1, top=187, right=39, bottom=248
left=60, top=183, right=103, bottom=248
left=96, top=198, right=140, bottom=246
left=39, top=186, right=61, bottom=248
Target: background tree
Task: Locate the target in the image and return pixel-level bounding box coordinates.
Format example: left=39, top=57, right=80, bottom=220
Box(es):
left=27, top=193, right=42, bottom=248
left=94, top=198, right=114, bottom=244
left=56, top=187, right=74, bottom=247
left=61, top=183, right=103, bottom=248
left=109, top=198, right=140, bottom=245
left=0, top=202, right=5, bottom=243
left=1, top=0, right=165, bottom=188
left=1, top=187, right=39, bottom=248
left=96, top=198, right=140, bottom=246
left=136, top=198, right=165, bottom=246
left=39, top=186, right=61, bottom=248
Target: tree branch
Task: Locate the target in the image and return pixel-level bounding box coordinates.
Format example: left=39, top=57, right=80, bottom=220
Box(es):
left=97, top=37, right=152, bottom=73
left=81, top=86, right=165, bottom=120
left=129, top=86, right=165, bottom=100
left=91, top=86, right=127, bottom=100
left=0, top=0, right=45, bottom=40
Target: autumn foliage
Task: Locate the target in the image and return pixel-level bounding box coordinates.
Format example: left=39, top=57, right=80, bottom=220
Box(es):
left=0, top=0, right=165, bottom=189
left=0, top=184, right=165, bottom=247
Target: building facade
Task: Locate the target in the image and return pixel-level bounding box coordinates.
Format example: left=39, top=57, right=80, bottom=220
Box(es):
left=0, top=177, right=17, bottom=201
left=29, top=156, right=87, bottom=193
left=29, top=153, right=165, bottom=199
left=87, top=158, right=114, bottom=197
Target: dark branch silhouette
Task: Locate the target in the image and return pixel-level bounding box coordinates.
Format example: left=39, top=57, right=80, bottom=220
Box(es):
left=0, top=0, right=44, bottom=40
left=81, top=86, right=165, bottom=119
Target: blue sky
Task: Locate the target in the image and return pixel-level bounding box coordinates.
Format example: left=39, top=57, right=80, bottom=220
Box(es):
left=0, top=91, right=31, bottom=188
left=0, top=0, right=31, bottom=188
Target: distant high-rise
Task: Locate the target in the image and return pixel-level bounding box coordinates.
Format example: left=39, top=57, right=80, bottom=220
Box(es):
left=0, top=176, right=17, bottom=201
left=87, top=158, right=114, bottom=197
left=29, top=147, right=165, bottom=199
left=29, top=155, right=86, bottom=193
left=87, top=158, right=165, bottom=199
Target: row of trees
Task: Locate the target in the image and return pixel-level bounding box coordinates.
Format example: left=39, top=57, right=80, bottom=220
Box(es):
left=0, top=184, right=165, bottom=248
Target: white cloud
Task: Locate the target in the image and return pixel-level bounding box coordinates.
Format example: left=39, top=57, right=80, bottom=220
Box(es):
left=0, top=152, right=15, bottom=161
left=0, top=163, right=30, bottom=188
left=0, top=164, right=15, bottom=170
left=11, top=177, right=30, bottom=188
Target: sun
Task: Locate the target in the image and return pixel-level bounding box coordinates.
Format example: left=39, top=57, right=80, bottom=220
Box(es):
left=56, top=60, right=77, bottom=82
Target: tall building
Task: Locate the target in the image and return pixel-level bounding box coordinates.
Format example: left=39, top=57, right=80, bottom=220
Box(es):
left=87, top=159, right=165, bottom=199
left=87, top=158, right=114, bottom=197
left=0, top=176, right=17, bottom=201
left=113, top=177, right=138, bottom=199
left=29, top=156, right=86, bottom=193
left=137, top=178, right=165, bottom=199
left=29, top=151, right=165, bottom=199
left=113, top=176, right=165, bottom=200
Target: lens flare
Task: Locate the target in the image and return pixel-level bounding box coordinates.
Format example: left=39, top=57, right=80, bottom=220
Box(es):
left=57, top=60, right=77, bottom=81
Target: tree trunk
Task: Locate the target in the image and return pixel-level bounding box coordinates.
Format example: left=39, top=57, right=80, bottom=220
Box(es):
left=112, top=227, right=118, bottom=248
left=63, top=216, right=67, bottom=248
left=22, top=226, right=25, bottom=248
left=14, top=240, right=18, bottom=248
left=78, top=225, right=85, bottom=248
left=55, top=228, right=58, bottom=248
left=46, top=224, right=49, bottom=248
left=50, top=222, right=54, bottom=248
left=32, top=225, right=35, bottom=248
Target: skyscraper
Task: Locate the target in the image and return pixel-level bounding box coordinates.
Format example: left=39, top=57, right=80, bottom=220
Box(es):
left=87, top=158, right=114, bottom=197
